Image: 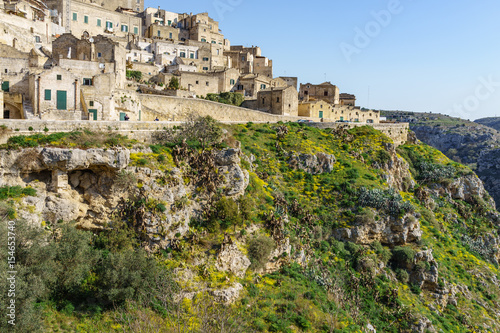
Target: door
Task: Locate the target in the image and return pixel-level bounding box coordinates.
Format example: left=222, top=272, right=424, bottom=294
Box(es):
left=88, top=109, right=97, bottom=120
left=319, top=111, right=323, bottom=118
left=1, top=81, right=9, bottom=92
left=56, top=90, right=67, bottom=110
left=119, top=112, right=126, bottom=121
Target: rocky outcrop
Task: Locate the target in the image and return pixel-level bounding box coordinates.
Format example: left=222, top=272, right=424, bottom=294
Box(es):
left=288, top=152, right=336, bottom=174
left=410, top=250, right=439, bottom=291
left=428, top=173, right=496, bottom=209
left=215, top=243, right=251, bottom=278
left=477, top=148, right=500, bottom=210
left=334, top=212, right=422, bottom=246
left=216, top=149, right=249, bottom=197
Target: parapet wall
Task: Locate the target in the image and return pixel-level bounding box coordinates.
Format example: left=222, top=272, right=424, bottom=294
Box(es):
left=138, top=95, right=312, bottom=123
left=0, top=119, right=410, bottom=146
left=309, top=122, right=410, bottom=146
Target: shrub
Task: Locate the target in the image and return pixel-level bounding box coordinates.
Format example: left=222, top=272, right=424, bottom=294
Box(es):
left=395, top=269, right=409, bottom=283
left=126, top=70, right=142, bottom=80
left=391, top=246, right=416, bottom=270
left=247, top=235, right=275, bottom=271
left=358, top=187, right=414, bottom=217
left=168, top=76, right=180, bottom=90
left=0, top=186, right=37, bottom=200
left=114, top=170, right=137, bottom=190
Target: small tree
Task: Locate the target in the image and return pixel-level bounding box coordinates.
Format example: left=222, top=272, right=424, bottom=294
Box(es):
left=168, top=76, right=180, bottom=90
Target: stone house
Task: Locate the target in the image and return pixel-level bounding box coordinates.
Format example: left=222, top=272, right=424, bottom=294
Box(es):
left=237, top=74, right=271, bottom=97
left=299, top=82, right=340, bottom=105
left=144, top=7, right=179, bottom=29
left=256, top=86, right=298, bottom=116
left=340, top=93, right=356, bottom=106
left=0, top=44, right=30, bottom=119
left=46, top=0, right=142, bottom=38
left=298, top=100, right=333, bottom=119
left=29, top=66, right=81, bottom=119
left=178, top=12, right=226, bottom=47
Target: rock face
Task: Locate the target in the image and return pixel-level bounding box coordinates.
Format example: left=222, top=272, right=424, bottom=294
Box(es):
left=380, top=146, right=415, bottom=192
left=429, top=173, right=496, bottom=209
left=477, top=148, right=500, bottom=210
left=334, top=213, right=422, bottom=246
left=215, top=243, right=251, bottom=278
left=215, top=149, right=249, bottom=197
left=288, top=152, right=336, bottom=174
left=0, top=147, right=249, bottom=251
left=411, top=123, right=500, bottom=207
left=410, top=250, right=439, bottom=291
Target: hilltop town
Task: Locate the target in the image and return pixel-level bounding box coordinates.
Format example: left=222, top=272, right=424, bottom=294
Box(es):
left=0, top=0, right=380, bottom=124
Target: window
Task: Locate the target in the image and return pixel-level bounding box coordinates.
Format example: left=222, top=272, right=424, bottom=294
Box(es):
left=230, top=79, right=235, bottom=85
left=97, top=52, right=102, bottom=58
left=211, top=41, right=216, bottom=44
left=121, top=25, right=128, bottom=32
left=277, top=97, right=280, bottom=102
left=262, top=98, right=265, bottom=104
left=216, top=49, right=220, bottom=55
left=97, top=19, right=101, bottom=27
left=34, top=36, right=41, bottom=43
left=84, top=15, right=88, bottom=24
left=44, top=89, right=51, bottom=100
left=167, top=20, right=172, bottom=26
left=157, top=30, right=161, bottom=37
left=195, top=81, right=199, bottom=84
left=260, top=84, right=266, bottom=89
left=57, top=75, right=62, bottom=80
left=206, top=81, right=209, bottom=86
left=190, top=53, right=194, bottom=59
left=72, top=13, right=77, bottom=21
left=134, top=27, right=138, bottom=34
left=4, top=69, right=7, bottom=73
left=83, top=78, right=93, bottom=86
left=201, top=38, right=206, bottom=42
left=89, top=101, right=94, bottom=107
left=242, top=56, right=245, bottom=61
left=203, top=67, right=209, bottom=71
left=202, top=57, right=209, bottom=61
left=2, top=81, right=9, bottom=92
left=324, top=91, right=328, bottom=96
left=106, top=21, right=113, bottom=30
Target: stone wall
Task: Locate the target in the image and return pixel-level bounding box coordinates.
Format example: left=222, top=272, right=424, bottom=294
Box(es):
left=138, top=95, right=309, bottom=122
left=309, top=122, right=410, bottom=146
left=0, top=119, right=409, bottom=146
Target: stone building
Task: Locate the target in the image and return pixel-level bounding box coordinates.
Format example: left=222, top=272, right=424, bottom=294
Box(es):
left=298, top=100, right=333, bottom=119
left=0, top=43, right=30, bottom=119
left=225, top=45, right=272, bottom=77
left=255, top=86, right=298, bottom=116
left=237, top=74, right=271, bottom=97
left=76, top=0, right=144, bottom=13
left=279, top=76, right=298, bottom=89
left=298, top=100, right=379, bottom=123
left=29, top=66, right=81, bottom=119
left=340, top=93, right=356, bottom=106
left=178, top=12, right=226, bottom=46
left=46, top=0, right=142, bottom=38
left=4, top=0, right=48, bottom=21
left=299, top=82, right=340, bottom=104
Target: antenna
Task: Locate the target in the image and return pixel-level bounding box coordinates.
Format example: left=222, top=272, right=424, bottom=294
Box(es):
left=367, top=85, right=370, bottom=109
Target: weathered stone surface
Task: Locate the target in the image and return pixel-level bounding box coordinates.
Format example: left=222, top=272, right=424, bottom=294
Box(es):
left=288, top=152, right=336, bottom=174
left=215, top=243, right=251, bottom=278
left=334, top=212, right=422, bottom=246
left=216, top=149, right=249, bottom=197
left=40, top=148, right=130, bottom=171
left=211, top=283, right=243, bottom=304
left=411, top=316, right=436, bottom=333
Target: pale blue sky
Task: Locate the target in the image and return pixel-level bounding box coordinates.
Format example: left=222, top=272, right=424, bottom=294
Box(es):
left=145, top=0, right=500, bottom=120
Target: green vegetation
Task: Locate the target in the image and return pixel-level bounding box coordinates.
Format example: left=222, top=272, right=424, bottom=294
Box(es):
left=2, top=130, right=135, bottom=149
left=126, top=70, right=142, bottom=81
left=168, top=76, right=180, bottom=90
left=2, top=120, right=500, bottom=332
left=203, top=92, right=245, bottom=106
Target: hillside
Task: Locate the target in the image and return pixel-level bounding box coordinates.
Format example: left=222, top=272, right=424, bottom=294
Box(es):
left=1, top=119, right=500, bottom=332
left=476, top=117, right=500, bottom=132
left=382, top=111, right=500, bottom=208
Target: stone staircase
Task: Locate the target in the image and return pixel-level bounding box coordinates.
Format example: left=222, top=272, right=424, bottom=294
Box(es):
left=23, top=99, right=38, bottom=119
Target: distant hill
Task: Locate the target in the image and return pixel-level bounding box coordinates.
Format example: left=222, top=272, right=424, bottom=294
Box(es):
left=475, top=117, right=500, bottom=132
left=381, top=110, right=500, bottom=207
